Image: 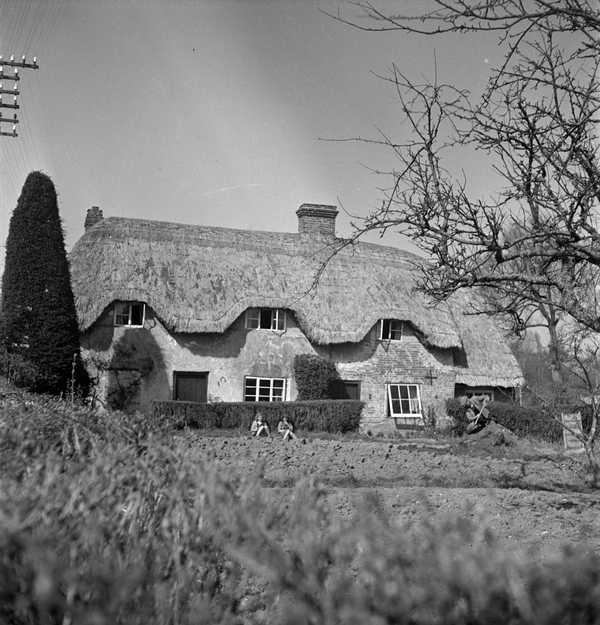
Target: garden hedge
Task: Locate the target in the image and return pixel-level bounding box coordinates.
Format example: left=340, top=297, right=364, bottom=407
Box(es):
left=151, top=399, right=364, bottom=433
left=446, top=398, right=563, bottom=441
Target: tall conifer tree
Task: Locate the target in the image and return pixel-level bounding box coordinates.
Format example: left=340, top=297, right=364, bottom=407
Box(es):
left=1, top=171, right=87, bottom=394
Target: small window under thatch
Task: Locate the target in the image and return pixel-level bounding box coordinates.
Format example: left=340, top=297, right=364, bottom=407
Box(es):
left=114, top=302, right=145, bottom=327
left=379, top=319, right=403, bottom=341
left=244, top=376, right=287, bottom=402
left=245, top=308, right=286, bottom=331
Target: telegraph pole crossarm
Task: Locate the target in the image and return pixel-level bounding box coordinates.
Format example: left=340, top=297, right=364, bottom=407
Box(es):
left=0, top=85, right=19, bottom=95
left=0, top=71, right=20, bottom=81
left=0, top=126, right=17, bottom=137
left=0, top=55, right=39, bottom=69
left=0, top=97, right=19, bottom=110
left=0, top=54, right=38, bottom=138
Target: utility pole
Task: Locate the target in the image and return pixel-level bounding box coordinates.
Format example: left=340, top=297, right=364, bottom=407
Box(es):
left=0, top=55, right=39, bottom=138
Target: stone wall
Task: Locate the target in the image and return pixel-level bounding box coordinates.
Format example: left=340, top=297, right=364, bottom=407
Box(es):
left=81, top=304, right=459, bottom=431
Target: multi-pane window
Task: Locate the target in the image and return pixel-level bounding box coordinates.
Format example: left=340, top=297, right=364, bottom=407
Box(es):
left=244, top=376, right=287, bottom=402
left=379, top=319, right=403, bottom=340
left=114, top=302, right=145, bottom=327
left=387, top=384, right=422, bottom=420
left=245, top=308, right=286, bottom=331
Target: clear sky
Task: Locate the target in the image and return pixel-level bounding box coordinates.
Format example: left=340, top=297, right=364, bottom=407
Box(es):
left=0, top=0, right=503, bottom=270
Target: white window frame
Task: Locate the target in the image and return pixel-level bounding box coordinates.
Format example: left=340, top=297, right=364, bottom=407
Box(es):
left=244, top=376, right=287, bottom=402
left=245, top=308, right=286, bottom=331
left=379, top=319, right=403, bottom=341
left=114, top=302, right=146, bottom=327
left=386, top=383, right=422, bottom=422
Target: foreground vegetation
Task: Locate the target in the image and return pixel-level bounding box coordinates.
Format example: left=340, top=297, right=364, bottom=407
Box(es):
left=2, top=391, right=600, bottom=624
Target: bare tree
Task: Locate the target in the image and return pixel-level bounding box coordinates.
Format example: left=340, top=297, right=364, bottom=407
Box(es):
left=325, top=2, right=600, bottom=473
left=326, top=2, right=599, bottom=346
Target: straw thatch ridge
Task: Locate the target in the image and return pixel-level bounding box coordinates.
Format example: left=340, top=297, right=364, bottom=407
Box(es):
left=69, top=216, right=523, bottom=384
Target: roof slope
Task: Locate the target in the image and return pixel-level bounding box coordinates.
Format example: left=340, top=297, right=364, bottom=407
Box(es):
left=70, top=217, right=523, bottom=386
left=447, top=292, right=524, bottom=388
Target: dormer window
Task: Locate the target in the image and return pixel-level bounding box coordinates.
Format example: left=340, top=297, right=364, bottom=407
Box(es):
left=379, top=319, right=402, bottom=341
left=114, top=302, right=145, bottom=327
left=246, top=308, right=286, bottom=331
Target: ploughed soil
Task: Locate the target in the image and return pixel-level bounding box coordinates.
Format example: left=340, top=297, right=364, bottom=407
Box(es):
left=181, top=424, right=600, bottom=558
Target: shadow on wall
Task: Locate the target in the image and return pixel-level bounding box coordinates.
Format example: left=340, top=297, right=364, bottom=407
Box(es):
left=173, top=330, right=246, bottom=359
left=322, top=327, right=463, bottom=369
left=317, top=337, right=378, bottom=365
left=102, top=329, right=170, bottom=412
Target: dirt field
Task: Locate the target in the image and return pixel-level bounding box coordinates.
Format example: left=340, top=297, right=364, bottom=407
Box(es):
left=181, top=428, right=600, bottom=558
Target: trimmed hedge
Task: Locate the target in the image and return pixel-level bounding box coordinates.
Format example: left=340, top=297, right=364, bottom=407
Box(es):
left=446, top=399, right=563, bottom=442
left=151, top=399, right=364, bottom=433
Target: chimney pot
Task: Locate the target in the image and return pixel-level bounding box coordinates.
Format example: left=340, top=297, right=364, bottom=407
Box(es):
left=85, top=206, right=103, bottom=231
left=296, top=203, right=338, bottom=239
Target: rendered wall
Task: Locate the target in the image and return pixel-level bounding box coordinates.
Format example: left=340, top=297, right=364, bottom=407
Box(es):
left=81, top=304, right=459, bottom=431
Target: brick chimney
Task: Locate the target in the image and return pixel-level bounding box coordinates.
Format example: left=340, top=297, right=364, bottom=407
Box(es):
left=84, top=206, right=103, bottom=231
left=296, top=203, right=338, bottom=239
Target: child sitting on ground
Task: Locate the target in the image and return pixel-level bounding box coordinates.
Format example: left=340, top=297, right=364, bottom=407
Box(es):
left=250, top=412, right=270, bottom=437
left=277, top=416, right=297, bottom=441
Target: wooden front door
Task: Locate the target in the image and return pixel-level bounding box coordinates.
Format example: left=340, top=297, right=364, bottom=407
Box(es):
left=173, top=371, right=208, bottom=403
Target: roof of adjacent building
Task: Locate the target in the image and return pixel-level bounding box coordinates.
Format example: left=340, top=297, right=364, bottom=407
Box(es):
left=69, top=215, right=523, bottom=388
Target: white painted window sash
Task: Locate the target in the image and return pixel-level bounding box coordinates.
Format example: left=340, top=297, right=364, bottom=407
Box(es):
left=379, top=319, right=403, bottom=341
left=246, top=308, right=286, bottom=331
left=387, top=383, right=422, bottom=418
left=245, top=376, right=287, bottom=402
left=271, top=309, right=279, bottom=330
left=114, top=302, right=145, bottom=327
left=270, top=308, right=286, bottom=331
left=246, top=309, right=260, bottom=329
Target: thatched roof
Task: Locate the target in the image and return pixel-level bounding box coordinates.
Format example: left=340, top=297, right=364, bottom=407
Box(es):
left=447, top=293, right=524, bottom=388
left=70, top=216, right=523, bottom=386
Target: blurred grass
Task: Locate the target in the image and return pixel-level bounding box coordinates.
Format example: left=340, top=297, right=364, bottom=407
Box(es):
left=1, top=386, right=600, bottom=624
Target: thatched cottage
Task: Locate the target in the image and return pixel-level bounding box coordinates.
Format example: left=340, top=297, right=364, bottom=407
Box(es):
left=70, top=204, right=523, bottom=431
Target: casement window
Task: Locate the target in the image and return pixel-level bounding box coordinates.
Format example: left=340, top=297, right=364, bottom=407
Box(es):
left=379, top=319, right=403, bottom=341
left=386, top=384, right=422, bottom=421
left=114, top=302, right=145, bottom=327
left=245, top=308, right=286, bottom=331
left=244, top=376, right=287, bottom=402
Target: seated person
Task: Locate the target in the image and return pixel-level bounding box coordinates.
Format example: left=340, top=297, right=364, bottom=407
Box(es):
left=277, top=416, right=297, bottom=441
left=465, top=395, right=490, bottom=433
left=250, top=412, right=270, bottom=437
left=465, top=399, right=476, bottom=419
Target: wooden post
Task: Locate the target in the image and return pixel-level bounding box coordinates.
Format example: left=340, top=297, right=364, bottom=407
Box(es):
left=561, top=412, right=585, bottom=453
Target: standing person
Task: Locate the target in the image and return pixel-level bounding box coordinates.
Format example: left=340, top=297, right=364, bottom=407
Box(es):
left=250, top=412, right=270, bottom=437
left=277, top=416, right=297, bottom=441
